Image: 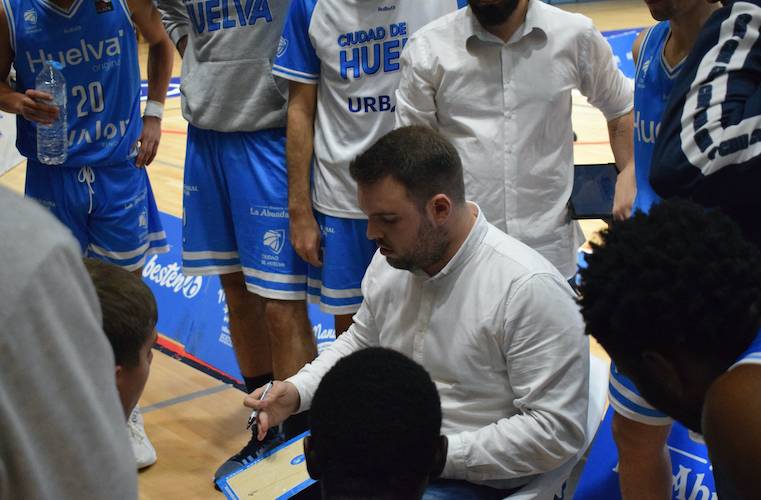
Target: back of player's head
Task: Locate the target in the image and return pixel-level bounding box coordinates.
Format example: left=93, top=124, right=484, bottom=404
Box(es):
left=578, top=198, right=761, bottom=367
left=349, top=126, right=466, bottom=208
left=307, top=347, right=444, bottom=499
left=83, top=258, right=157, bottom=367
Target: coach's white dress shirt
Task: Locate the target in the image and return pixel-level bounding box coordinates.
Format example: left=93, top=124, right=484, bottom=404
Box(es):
left=395, top=1, right=633, bottom=277
left=288, top=206, right=590, bottom=490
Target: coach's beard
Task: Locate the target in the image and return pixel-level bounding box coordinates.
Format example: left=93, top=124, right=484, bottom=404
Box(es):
left=468, top=0, right=521, bottom=27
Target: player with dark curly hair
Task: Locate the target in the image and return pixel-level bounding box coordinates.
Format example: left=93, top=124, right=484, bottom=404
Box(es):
left=305, top=347, right=447, bottom=500
left=578, top=198, right=761, bottom=499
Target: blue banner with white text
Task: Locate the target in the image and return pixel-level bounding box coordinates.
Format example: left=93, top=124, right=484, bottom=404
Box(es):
left=603, top=28, right=644, bottom=80
left=576, top=408, right=717, bottom=500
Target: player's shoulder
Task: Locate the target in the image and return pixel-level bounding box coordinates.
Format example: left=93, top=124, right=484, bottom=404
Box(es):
left=633, top=23, right=667, bottom=66
left=632, top=28, right=649, bottom=65
left=702, top=363, right=761, bottom=451
left=704, top=363, right=761, bottom=416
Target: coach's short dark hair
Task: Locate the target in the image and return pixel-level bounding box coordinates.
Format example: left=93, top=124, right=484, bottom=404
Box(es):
left=310, top=347, right=442, bottom=497
left=579, top=199, right=761, bottom=366
left=349, top=126, right=466, bottom=207
left=84, top=259, right=157, bottom=367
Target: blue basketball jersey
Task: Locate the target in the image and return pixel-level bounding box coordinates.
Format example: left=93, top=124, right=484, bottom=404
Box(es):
left=3, top=0, right=142, bottom=167
left=632, top=22, right=684, bottom=214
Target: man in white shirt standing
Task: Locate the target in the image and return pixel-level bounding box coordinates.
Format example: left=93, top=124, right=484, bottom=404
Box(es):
left=395, top=0, right=635, bottom=280
left=246, top=126, right=590, bottom=498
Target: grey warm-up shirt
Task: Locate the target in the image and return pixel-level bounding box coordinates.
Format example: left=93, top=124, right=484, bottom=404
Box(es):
left=157, top=0, right=290, bottom=132
left=0, top=188, right=137, bottom=500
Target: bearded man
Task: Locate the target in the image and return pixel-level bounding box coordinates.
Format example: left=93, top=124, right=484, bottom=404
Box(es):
left=243, top=126, right=591, bottom=499
left=395, top=0, right=635, bottom=283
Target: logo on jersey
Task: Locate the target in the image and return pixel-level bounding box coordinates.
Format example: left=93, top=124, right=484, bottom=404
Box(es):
left=277, top=36, right=288, bottom=58
left=23, top=9, right=37, bottom=25
left=95, top=0, right=114, bottom=13
left=25, top=32, right=125, bottom=73
left=263, top=229, right=285, bottom=255
left=641, top=59, right=651, bottom=74
left=338, top=22, right=408, bottom=80
left=634, top=110, right=660, bottom=145
left=185, top=0, right=272, bottom=35
left=636, top=57, right=654, bottom=90
left=139, top=210, right=148, bottom=229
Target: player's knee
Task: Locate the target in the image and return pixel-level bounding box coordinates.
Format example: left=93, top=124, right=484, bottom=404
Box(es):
left=263, top=299, right=308, bottom=337
left=612, top=411, right=671, bottom=457
left=220, top=272, right=248, bottom=305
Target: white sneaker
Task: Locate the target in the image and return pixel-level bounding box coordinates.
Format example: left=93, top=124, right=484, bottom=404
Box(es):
left=128, top=406, right=157, bottom=469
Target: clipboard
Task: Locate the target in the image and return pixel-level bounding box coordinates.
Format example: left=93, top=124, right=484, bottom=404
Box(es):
left=217, top=431, right=317, bottom=500
left=569, top=163, right=618, bottom=220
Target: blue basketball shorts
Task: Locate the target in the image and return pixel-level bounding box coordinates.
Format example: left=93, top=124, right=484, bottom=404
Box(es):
left=308, top=210, right=377, bottom=316
left=181, top=125, right=308, bottom=300
left=609, top=362, right=672, bottom=426
left=25, top=159, right=168, bottom=271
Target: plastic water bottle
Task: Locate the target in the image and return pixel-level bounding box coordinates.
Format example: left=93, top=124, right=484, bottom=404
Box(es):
left=35, top=60, right=67, bottom=165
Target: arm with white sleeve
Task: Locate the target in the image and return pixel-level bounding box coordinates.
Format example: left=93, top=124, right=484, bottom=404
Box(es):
left=395, top=33, right=440, bottom=128
left=244, top=263, right=382, bottom=437
left=578, top=24, right=636, bottom=220
left=442, top=274, right=590, bottom=482
left=286, top=286, right=381, bottom=412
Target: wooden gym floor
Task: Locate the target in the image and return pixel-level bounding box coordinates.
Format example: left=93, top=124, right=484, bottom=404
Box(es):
left=0, top=1, right=652, bottom=498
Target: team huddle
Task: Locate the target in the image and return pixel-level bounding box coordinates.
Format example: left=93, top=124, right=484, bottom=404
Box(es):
left=0, top=0, right=760, bottom=499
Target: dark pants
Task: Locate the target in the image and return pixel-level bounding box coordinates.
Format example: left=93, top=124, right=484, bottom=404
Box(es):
left=423, top=479, right=522, bottom=500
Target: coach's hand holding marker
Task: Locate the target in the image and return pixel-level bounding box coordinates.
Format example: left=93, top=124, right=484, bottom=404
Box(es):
left=244, top=381, right=301, bottom=441
left=246, top=381, right=273, bottom=430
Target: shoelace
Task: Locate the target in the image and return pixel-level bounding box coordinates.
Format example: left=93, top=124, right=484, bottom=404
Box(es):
left=77, top=166, right=96, bottom=214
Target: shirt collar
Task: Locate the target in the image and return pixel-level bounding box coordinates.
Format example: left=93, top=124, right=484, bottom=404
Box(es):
left=423, top=202, right=488, bottom=282
left=464, top=0, right=549, bottom=46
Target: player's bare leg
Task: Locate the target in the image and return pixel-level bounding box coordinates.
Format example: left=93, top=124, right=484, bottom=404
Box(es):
left=264, top=299, right=315, bottom=379
left=220, top=272, right=273, bottom=378
left=334, top=313, right=353, bottom=337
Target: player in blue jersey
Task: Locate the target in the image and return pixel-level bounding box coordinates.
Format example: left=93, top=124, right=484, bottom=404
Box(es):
left=0, top=0, right=174, bottom=470
left=0, top=0, right=173, bottom=272
left=274, top=0, right=465, bottom=335
left=610, top=2, right=721, bottom=498
left=652, top=0, right=761, bottom=249
left=157, top=0, right=320, bottom=483
left=579, top=198, right=761, bottom=500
